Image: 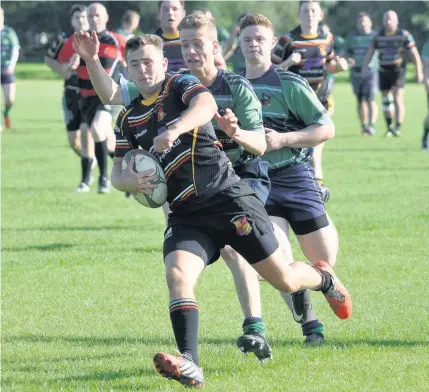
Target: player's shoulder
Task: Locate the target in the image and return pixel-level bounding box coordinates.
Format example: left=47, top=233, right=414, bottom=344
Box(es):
left=222, top=69, right=252, bottom=89
left=400, top=29, right=414, bottom=38
left=168, top=71, right=200, bottom=87
left=288, top=25, right=301, bottom=39
left=274, top=66, right=311, bottom=89
left=3, top=25, right=17, bottom=35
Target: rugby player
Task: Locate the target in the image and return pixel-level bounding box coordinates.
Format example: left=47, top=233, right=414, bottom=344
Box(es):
left=117, top=10, right=140, bottom=40
left=241, top=13, right=343, bottom=346
left=362, top=10, right=423, bottom=137
left=0, top=6, right=20, bottom=130
left=272, top=0, right=348, bottom=202
left=422, top=38, right=429, bottom=150
left=110, top=33, right=352, bottom=388
left=345, top=12, right=378, bottom=135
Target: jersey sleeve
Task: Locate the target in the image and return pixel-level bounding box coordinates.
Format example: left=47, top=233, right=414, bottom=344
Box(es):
left=172, top=74, right=211, bottom=106
left=120, top=76, right=140, bottom=105
left=230, top=77, right=264, bottom=132
left=281, top=76, right=333, bottom=127
left=9, top=28, right=20, bottom=48
left=114, top=107, right=139, bottom=158
left=46, top=35, right=64, bottom=59
left=403, top=30, right=416, bottom=50
left=272, top=35, right=289, bottom=64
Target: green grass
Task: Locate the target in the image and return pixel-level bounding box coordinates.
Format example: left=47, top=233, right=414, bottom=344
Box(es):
left=2, top=80, right=429, bottom=391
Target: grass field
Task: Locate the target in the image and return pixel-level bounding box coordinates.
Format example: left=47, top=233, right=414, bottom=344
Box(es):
left=2, top=79, right=429, bottom=392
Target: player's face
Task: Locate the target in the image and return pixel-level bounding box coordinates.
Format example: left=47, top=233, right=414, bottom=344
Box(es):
left=88, top=5, right=108, bottom=33
left=127, top=45, right=168, bottom=93
left=180, top=28, right=217, bottom=73
left=299, top=2, right=323, bottom=31
left=383, top=11, right=398, bottom=32
left=357, top=15, right=372, bottom=34
left=159, top=1, right=186, bottom=33
left=71, top=10, right=89, bottom=32
left=240, top=25, right=277, bottom=65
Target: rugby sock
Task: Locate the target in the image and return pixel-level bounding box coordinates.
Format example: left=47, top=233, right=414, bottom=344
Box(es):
left=302, top=320, right=324, bottom=336
left=396, top=122, right=402, bottom=131
left=384, top=115, right=393, bottom=130
left=169, top=298, right=199, bottom=366
left=3, top=104, right=12, bottom=117
left=94, top=140, right=108, bottom=179
left=242, top=317, right=266, bottom=336
left=81, top=157, right=93, bottom=185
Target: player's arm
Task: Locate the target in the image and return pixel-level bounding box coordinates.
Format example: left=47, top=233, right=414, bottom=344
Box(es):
left=153, top=76, right=217, bottom=152
left=277, top=37, right=300, bottom=69
left=423, top=44, right=429, bottom=91
left=408, top=46, right=423, bottom=84
left=361, top=38, right=377, bottom=75
left=265, top=79, right=334, bottom=151
left=44, top=55, right=78, bottom=80
left=325, top=34, right=348, bottom=74
left=272, top=35, right=287, bottom=65
left=73, top=31, right=125, bottom=104
left=216, top=80, right=266, bottom=156
left=7, top=29, right=20, bottom=73
left=222, top=26, right=239, bottom=61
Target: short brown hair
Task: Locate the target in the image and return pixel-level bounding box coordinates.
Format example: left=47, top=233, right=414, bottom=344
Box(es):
left=158, top=1, right=185, bottom=10
left=125, top=34, right=163, bottom=60
left=178, top=14, right=218, bottom=40
left=69, top=4, right=86, bottom=19
left=357, top=12, right=371, bottom=20
left=239, top=14, right=273, bottom=33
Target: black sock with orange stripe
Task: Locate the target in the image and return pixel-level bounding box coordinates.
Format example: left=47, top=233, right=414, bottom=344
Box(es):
left=169, top=298, right=199, bottom=366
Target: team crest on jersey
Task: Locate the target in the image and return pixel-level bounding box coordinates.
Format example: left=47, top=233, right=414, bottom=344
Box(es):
left=260, top=93, right=272, bottom=106
left=231, top=215, right=252, bottom=236
left=157, top=106, right=166, bottom=121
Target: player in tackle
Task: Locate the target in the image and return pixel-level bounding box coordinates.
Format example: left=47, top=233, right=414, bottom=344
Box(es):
left=82, top=33, right=352, bottom=388
left=74, top=13, right=328, bottom=356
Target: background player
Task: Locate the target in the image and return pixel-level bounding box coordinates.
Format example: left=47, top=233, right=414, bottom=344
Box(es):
left=422, top=38, right=429, bottom=150
left=109, top=33, right=351, bottom=388
left=45, top=4, right=88, bottom=159
left=272, top=0, right=348, bottom=202
left=362, top=10, right=423, bottom=137
left=117, top=10, right=140, bottom=39
left=345, top=12, right=378, bottom=136
left=0, top=6, right=20, bottom=130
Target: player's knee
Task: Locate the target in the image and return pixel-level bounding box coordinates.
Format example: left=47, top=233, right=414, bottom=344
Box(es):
left=68, top=132, right=80, bottom=149
left=165, top=264, right=194, bottom=291
left=382, top=93, right=394, bottom=113
left=5, top=98, right=14, bottom=107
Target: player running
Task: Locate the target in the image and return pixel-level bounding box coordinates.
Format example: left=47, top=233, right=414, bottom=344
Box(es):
left=241, top=13, right=343, bottom=346
left=345, top=12, right=379, bottom=136
left=107, top=33, right=351, bottom=388
left=0, top=6, right=20, bottom=130
left=362, top=10, right=423, bottom=137
left=272, top=0, right=348, bottom=202
left=45, top=4, right=88, bottom=159
left=422, top=39, right=429, bottom=150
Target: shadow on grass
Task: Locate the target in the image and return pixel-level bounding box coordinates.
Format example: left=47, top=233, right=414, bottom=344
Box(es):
left=271, top=338, right=429, bottom=348
left=2, top=243, right=75, bottom=252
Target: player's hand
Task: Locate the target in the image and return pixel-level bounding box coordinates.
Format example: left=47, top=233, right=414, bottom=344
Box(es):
left=5, top=65, right=14, bottom=75
left=153, top=129, right=180, bottom=153
left=335, top=56, right=348, bottom=72
left=215, top=109, right=240, bottom=137
left=265, top=127, right=285, bottom=152
left=73, top=30, right=99, bottom=62
left=120, top=158, right=158, bottom=194
left=289, top=52, right=302, bottom=66
left=68, top=53, right=81, bottom=71
left=347, top=57, right=355, bottom=67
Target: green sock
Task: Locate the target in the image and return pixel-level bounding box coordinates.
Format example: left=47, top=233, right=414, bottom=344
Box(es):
left=4, top=105, right=12, bottom=117
left=243, top=317, right=265, bottom=336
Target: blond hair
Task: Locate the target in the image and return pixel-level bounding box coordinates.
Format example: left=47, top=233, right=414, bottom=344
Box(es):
left=178, top=14, right=218, bottom=40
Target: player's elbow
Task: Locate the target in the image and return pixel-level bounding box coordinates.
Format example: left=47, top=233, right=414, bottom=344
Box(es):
left=323, top=124, right=335, bottom=141
left=253, top=134, right=267, bottom=156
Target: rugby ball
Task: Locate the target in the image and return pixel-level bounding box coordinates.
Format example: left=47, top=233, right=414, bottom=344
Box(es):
left=122, top=149, right=168, bottom=208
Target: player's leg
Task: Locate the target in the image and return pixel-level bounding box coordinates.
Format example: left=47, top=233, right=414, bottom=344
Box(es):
left=266, top=164, right=326, bottom=344
left=422, top=93, right=429, bottom=150
left=77, top=122, right=95, bottom=192
left=2, top=76, right=16, bottom=129
left=90, top=106, right=113, bottom=193
left=368, top=71, right=379, bottom=134
left=63, top=90, right=83, bottom=156
left=68, top=130, right=82, bottom=156
left=380, top=70, right=396, bottom=136
left=154, top=224, right=219, bottom=388
left=392, top=85, right=405, bottom=135
left=227, top=193, right=352, bottom=320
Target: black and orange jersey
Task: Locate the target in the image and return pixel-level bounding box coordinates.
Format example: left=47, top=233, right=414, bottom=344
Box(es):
left=49, top=33, right=79, bottom=89
left=77, top=30, right=126, bottom=98
left=114, top=73, right=240, bottom=212
left=156, top=28, right=185, bottom=72
left=371, top=28, right=416, bottom=70
left=272, top=25, right=335, bottom=92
